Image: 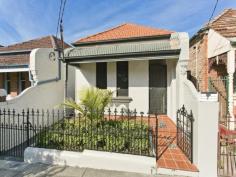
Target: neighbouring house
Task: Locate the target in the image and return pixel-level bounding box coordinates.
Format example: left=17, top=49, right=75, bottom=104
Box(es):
left=0, top=35, right=70, bottom=100
left=188, top=9, right=236, bottom=126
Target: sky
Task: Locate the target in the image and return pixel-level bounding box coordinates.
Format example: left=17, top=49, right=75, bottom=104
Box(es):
left=0, top=0, right=235, bottom=46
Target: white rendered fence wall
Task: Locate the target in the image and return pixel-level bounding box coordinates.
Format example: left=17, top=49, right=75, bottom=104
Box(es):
left=183, top=79, right=218, bottom=177
left=0, top=48, right=65, bottom=113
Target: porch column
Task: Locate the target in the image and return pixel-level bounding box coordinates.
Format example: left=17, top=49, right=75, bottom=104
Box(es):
left=227, top=50, right=235, bottom=130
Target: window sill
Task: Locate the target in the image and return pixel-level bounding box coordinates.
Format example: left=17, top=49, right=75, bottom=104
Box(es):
left=112, top=97, right=133, bottom=103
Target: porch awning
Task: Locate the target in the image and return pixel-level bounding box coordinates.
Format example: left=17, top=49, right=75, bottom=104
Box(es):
left=64, top=40, right=180, bottom=63
left=0, top=64, right=29, bottom=73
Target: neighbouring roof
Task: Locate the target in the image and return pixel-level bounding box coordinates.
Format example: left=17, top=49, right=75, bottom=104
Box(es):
left=73, top=23, right=173, bottom=45
left=191, top=8, right=236, bottom=43
left=0, top=35, right=70, bottom=66
left=208, top=8, right=236, bottom=38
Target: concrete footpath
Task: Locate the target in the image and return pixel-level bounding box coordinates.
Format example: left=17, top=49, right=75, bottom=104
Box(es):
left=0, top=160, right=179, bottom=177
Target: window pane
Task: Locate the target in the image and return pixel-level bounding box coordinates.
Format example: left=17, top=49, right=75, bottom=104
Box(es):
left=96, top=62, right=107, bottom=89
left=19, top=72, right=28, bottom=92
left=117, top=61, right=128, bottom=96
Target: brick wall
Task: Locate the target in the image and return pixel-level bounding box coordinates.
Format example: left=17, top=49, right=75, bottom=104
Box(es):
left=188, top=34, right=208, bottom=92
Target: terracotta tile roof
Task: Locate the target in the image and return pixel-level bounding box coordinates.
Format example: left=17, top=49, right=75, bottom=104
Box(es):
left=74, top=23, right=173, bottom=44
left=208, top=9, right=236, bottom=38
left=0, top=35, right=70, bottom=66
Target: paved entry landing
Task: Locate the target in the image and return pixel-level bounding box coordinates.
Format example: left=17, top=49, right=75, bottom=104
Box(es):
left=156, top=115, right=198, bottom=172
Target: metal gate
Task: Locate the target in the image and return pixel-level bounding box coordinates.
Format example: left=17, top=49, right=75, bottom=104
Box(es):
left=176, top=105, right=194, bottom=163
left=0, top=109, right=31, bottom=159
left=218, top=132, right=236, bottom=176
left=218, top=119, right=236, bottom=177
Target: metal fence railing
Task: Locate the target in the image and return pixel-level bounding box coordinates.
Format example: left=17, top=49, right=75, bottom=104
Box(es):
left=0, top=108, right=158, bottom=160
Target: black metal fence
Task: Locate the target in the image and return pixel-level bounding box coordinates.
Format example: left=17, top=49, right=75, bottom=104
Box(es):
left=177, top=105, right=194, bottom=163
left=0, top=108, right=158, bottom=160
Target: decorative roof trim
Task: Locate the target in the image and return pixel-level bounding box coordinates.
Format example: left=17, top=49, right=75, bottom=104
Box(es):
left=65, top=49, right=180, bottom=63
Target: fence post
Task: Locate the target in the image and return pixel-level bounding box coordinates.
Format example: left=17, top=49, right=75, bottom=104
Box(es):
left=155, top=113, right=158, bottom=161
left=26, top=109, right=30, bottom=147
left=190, top=110, right=194, bottom=163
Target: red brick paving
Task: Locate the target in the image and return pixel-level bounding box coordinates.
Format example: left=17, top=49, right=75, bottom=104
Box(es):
left=156, top=115, right=198, bottom=172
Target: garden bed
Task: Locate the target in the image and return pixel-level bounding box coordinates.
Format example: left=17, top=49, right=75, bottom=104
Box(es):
left=36, top=116, right=155, bottom=157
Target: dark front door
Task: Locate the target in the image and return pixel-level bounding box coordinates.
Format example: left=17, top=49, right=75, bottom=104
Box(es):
left=149, top=61, right=167, bottom=114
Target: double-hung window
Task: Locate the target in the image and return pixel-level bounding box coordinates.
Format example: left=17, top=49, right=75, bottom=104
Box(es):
left=117, top=61, right=128, bottom=96
left=96, top=62, right=107, bottom=89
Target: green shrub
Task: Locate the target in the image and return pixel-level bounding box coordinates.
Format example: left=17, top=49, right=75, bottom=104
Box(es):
left=62, top=87, right=113, bottom=120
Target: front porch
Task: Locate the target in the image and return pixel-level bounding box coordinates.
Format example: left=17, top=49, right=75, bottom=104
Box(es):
left=207, top=50, right=236, bottom=129
left=73, top=59, right=178, bottom=119
left=0, top=70, right=31, bottom=99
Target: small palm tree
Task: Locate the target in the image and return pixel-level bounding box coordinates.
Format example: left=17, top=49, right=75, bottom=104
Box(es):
left=62, top=87, right=113, bottom=120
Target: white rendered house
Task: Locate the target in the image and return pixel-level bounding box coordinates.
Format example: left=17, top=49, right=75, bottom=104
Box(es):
left=65, top=23, right=189, bottom=120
